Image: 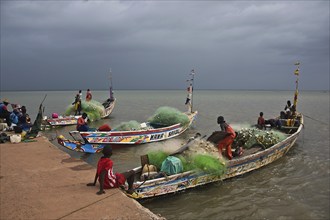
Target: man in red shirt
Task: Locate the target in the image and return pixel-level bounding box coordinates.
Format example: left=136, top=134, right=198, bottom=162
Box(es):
left=87, top=146, right=135, bottom=195
left=76, top=113, right=89, bottom=131
left=257, top=112, right=266, bottom=129
left=217, top=116, right=236, bottom=160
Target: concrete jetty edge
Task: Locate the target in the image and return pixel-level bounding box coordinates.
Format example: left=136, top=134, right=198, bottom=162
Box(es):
left=0, top=136, right=165, bottom=220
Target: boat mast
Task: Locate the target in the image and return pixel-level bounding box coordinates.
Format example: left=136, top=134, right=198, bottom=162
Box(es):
left=293, top=62, right=300, bottom=112
left=185, top=69, right=195, bottom=113
left=109, top=69, right=114, bottom=100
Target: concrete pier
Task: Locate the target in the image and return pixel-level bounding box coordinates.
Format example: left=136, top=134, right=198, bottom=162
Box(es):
left=0, top=136, right=164, bottom=220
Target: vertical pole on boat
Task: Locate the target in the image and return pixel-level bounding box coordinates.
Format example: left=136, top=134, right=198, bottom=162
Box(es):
left=190, top=69, right=195, bottom=113
left=185, top=69, right=195, bottom=113
left=293, top=62, right=300, bottom=112
left=109, top=68, right=114, bottom=101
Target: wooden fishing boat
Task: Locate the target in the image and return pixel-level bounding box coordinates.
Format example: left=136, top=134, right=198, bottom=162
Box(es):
left=120, top=64, right=304, bottom=200
left=57, top=135, right=105, bottom=153
left=43, top=115, right=80, bottom=127
left=42, top=101, right=114, bottom=127
left=70, top=111, right=197, bottom=145
left=100, top=69, right=116, bottom=118
left=69, top=70, right=198, bottom=145
left=101, top=97, right=116, bottom=119
left=123, top=112, right=303, bottom=200
left=42, top=70, right=116, bottom=128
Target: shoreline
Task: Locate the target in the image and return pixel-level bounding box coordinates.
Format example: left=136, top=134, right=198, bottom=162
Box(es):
left=0, top=136, right=164, bottom=220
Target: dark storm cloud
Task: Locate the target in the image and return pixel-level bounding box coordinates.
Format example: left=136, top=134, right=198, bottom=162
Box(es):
left=1, top=1, right=329, bottom=91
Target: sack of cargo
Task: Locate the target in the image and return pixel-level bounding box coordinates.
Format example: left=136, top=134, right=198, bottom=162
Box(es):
left=10, top=134, right=21, bottom=143
left=140, top=164, right=158, bottom=181
left=160, top=156, right=183, bottom=175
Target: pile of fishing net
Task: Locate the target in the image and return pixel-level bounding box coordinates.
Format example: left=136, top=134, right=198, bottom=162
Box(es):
left=234, top=128, right=287, bottom=149
left=147, top=106, right=190, bottom=127
left=64, top=100, right=105, bottom=121
left=147, top=150, right=226, bottom=176
left=112, top=106, right=190, bottom=131
left=113, top=120, right=141, bottom=131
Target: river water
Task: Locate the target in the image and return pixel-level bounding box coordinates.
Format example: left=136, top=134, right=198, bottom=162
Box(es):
left=1, top=90, right=329, bottom=220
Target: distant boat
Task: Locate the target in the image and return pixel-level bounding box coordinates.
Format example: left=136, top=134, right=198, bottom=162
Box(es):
left=42, top=70, right=116, bottom=128
left=100, top=69, right=116, bottom=118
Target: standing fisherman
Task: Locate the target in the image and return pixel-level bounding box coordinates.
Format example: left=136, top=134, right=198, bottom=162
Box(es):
left=217, top=116, right=236, bottom=160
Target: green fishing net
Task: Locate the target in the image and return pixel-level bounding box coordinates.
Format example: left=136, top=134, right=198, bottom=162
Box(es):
left=147, top=106, right=190, bottom=127
left=65, top=100, right=105, bottom=121
left=177, top=155, right=196, bottom=172
left=147, top=151, right=169, bottom=169
left=113, top=120, right=141, bottom=131
left=234, top=128, right=287, bottom=149
left=147, top=151, right=226, bottom=175
left=191, top=154, right=226, bottom=175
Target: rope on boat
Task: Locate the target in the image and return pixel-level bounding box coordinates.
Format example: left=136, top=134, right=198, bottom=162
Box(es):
left=303, top=114, right=328, bottom=125
left=134, top=179, right=147, bottom=190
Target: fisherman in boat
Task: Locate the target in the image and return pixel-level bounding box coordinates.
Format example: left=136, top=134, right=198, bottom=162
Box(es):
left=87, top=145, right=135, bottom=195
left=72, top=94, right=82, bottom=115
left=77, top=113, right=89, bottom=131
left=217, top=116, right=236, bottom=160
left=257, top=112, right=266, bottom=129
left=284, top=100, right=295, bottom=119
left=78, top=90, right=82, bottom=100
left=86, top=89, right=92, bottom=101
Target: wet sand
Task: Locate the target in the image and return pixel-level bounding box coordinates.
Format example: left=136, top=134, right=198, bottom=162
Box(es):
left=0, top=136, right=164, bottom=220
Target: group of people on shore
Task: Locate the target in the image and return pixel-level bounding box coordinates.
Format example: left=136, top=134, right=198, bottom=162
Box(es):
left=0, top=99, right=31, bottom=131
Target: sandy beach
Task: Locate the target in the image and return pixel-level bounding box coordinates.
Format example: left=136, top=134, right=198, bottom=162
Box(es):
left=0, top=136, right=163, bottom=220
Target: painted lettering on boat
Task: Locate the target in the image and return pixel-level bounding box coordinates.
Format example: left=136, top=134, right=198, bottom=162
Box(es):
left=168, top=129, right=180, bottom=137
left=150, top=133, right=164, bottom=140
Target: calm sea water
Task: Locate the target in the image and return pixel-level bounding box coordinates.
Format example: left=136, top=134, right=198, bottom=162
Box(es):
left=1, top=90, right=329, bottom=220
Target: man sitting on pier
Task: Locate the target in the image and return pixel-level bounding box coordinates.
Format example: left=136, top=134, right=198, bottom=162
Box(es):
left=87, top=146, right=136, bottom=196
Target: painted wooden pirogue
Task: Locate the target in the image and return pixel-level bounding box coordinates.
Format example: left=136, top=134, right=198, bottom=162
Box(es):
left=57, top=110, right=197, bottom=151
left=57, top=135, right=105, bottom=153
left=69, top=111, right=198, bottom=145
left=44, top=115, right=80, bottom=127
left=123, top=114, right=304, bottom=200
left=42, top=98, right=115, bottom=127
left=43, top=70, right=116, bottom=127
left=123, top=63, right=304, bottom=199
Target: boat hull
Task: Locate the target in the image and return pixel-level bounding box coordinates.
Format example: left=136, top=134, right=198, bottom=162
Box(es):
left=45, top=116, right=79, bottom=126
left=72, top=111, right=198, bottom=145
left=57, top=136, right=105, bottom=153
left=127, top=115, right=303, bottom=199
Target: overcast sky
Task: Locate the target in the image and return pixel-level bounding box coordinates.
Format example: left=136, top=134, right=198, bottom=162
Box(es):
left=1, top=1, right=329, bottom=91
